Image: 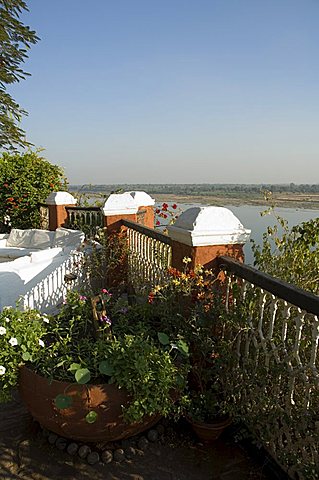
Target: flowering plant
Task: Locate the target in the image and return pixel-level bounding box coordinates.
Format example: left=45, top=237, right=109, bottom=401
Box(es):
left=155, top=202, right=180, bottom=230
left=146, top=258, right=229, bottom=422
left=0, top=307, right=48, bottom=402
left=10, top=288, right=188, bottom=424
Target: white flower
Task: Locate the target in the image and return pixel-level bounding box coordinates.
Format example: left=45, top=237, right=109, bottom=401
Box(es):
left=0, top=327, right=7, bottom=335
left=0, top=366, right=6, bottom=375
left=5, top=317, right=10, bottom=323
left=3, top=306, right=12, bottom=310
left=42, top=317, right=49, bottom=324
left=9, top=337, right=18, bottom=346
left=38, top=339, right=45, bottom=347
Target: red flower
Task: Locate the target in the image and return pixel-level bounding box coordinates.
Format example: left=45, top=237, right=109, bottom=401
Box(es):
left=3, top=183, right=8, bottom=188
left=148, top=292, right=155, bottom=304
left=163, top=214, right=167, bottom=219
left=156, top=220, right=160, bottom=226
left=155, top=208, right=160, bottom=214
left=7, top=197, right=14, bottom=202
left=162, top=203, right=168, bottom=211
left=172, top=204, right=177, bottom=209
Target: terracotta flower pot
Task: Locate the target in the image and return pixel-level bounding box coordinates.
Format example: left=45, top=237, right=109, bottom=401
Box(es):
left=19, top=366, right=160, bottom=442
left=187, top=415, right=232, bottom=442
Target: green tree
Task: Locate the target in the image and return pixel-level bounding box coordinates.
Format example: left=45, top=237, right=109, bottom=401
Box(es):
left=0, top=0, right=39, bottom=150
left=0, top=151, right=67, bottom=230
left=252, top=206, right=319, bottom=294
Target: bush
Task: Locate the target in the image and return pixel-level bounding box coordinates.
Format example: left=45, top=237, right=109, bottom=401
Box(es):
left=251, top=207, right=319, bottom=294
left=0, top=151, right=67, bottom=230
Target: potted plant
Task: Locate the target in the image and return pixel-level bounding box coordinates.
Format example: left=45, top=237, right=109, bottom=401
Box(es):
left=0, top=289, right=189, bottom=442
left=185, top=383, right=231, bottom=442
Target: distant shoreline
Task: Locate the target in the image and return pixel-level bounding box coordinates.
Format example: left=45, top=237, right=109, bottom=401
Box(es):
left=70, top=188, right=319, bottom=210
left=152, top=193, right=319, bottom=210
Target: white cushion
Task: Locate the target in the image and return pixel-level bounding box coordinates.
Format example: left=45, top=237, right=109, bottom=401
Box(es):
left=0, top=247, right=36, bottom=259
left=53, top=227, right=84, bottom=248
left=31, top=229, right=55, bottom=249
left=0, top=256, right=31, bottom=269
left=30, top=247, right=64, bottom=263
left=7, top=229, right=34, bottom=248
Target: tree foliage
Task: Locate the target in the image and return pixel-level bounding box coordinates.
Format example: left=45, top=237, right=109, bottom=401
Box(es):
left=0, top=0, right=39, bottom=150
left=0, top=150, right=67, bottom=230
left=252, top=206, right=319, bottom=294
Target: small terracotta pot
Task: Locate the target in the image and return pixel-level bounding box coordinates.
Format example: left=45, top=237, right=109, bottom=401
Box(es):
left=186, top=415, right=232, bottom=442
left=19, top=366, right=160, bottom=442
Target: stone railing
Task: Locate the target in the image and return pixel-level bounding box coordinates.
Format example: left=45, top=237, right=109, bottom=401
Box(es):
left=65, top=206, right=104, bottom=238
left=217, top=255, right=319, bottom=480
left=122, top=220, right=172, bottom=294
left=21, top=252, right=86, bottom=314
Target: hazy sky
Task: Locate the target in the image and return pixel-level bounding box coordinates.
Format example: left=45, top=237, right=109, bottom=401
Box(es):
left=12, top=0, right=319, bottom=184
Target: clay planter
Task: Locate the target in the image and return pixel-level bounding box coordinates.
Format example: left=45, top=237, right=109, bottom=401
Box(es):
left=187, top=415, right=232, bottom=443
left=19, top=366, right=160, bottom=442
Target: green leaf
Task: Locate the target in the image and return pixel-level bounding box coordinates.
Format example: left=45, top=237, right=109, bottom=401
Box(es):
left=158, top=332, right=170, bottom=345
left=85, top=411, right=98, bottom=424
left=75, top=368, right=91, bottom=384
left=54, top=394, right=73, bottom=409
left=68, top=362, right=81, bottom=372
left=177, top=339, right=189, bottom=356
left=99, top=360, right=114, bottom=376
left=22, top=352, right=31, bottom=361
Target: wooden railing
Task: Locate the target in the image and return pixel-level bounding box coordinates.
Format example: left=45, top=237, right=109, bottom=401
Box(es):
left=122, top=220, right=172, bottom=294
left=216, top=255, right=319, bottom=479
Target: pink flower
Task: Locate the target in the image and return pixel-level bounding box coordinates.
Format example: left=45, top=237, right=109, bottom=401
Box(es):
left=102, top=288, right=112, bottom=296
left=100, top=315, right=112, bottom=325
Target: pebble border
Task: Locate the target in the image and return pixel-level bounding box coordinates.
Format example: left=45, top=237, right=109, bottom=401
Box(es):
left=41, top=423, right=165, bottom=466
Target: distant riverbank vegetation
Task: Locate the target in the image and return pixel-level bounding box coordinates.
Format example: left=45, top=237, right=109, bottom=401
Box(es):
left=70, top=184, right=319, bottom=209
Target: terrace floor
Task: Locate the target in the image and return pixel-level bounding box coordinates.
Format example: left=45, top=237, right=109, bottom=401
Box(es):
left=0, top=398, right=276, bottom=480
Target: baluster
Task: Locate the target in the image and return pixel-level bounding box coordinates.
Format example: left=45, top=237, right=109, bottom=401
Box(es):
left=309, top=315, right=319, bottom=374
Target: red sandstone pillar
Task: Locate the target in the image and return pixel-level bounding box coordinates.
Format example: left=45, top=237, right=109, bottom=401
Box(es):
left=102, top=191, right=155, bottom=233
left=45, top=192, right=77, bottom=231
left=167, top=206, right=250, bottom=271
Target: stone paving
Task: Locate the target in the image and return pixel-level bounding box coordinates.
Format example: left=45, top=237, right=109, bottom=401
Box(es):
left=0, top=397, right=274, bottom=480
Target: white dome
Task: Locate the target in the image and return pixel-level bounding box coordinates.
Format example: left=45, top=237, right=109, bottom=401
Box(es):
left=103, top=191, right=155, bottom=215
left=168, top=206, right=250, bottom=246
left=45, top=192, right=77, bottom=205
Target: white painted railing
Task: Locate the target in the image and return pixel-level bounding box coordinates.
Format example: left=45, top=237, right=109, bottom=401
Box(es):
left=20, top=252, right=87, bottom=314
left=123, top=220, right=172, bottom=294
left=66, top=207, right=104, bottom=238
left=218, top=256, right=319, bottom=479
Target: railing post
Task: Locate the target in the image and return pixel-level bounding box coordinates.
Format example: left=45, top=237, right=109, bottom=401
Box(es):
left=102, top=191, right=155, bottom=233
left=167, top=206, right=251, bottom=271
left=100, top=191, right=155, bottom=291
left=45, top=192, right=77, bottom=231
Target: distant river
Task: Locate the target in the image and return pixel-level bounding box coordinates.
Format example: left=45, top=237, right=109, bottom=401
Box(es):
left=159, top=203, right=319, bottom=265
